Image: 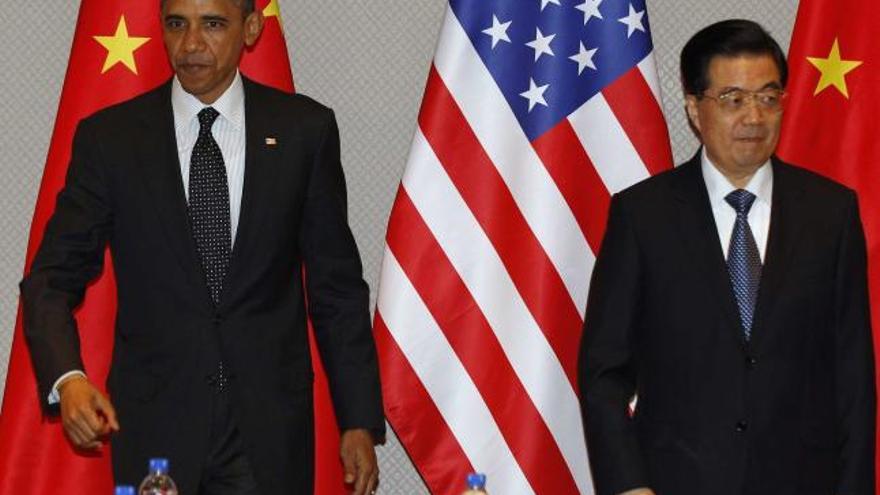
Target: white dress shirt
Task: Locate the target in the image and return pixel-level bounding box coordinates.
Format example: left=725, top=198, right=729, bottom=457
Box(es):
left=701, top=148, right=773, bottom=262
left=49, top=73, right=247, bottom=403
left=172, top=71, right=247, bottom=244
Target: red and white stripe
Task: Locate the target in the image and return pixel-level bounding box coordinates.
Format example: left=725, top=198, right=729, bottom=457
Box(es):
left=376, top=6, right=672, bottom=494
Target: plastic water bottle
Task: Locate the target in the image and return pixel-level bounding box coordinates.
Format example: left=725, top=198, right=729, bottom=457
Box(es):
left=461, top=472, right=488, bottom=494
left=115, top=487, right=136, bottom=495
left=138, top=458, right=178, bottom=495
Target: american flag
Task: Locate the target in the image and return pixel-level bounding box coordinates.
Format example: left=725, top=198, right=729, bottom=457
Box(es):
left=374, top=0, right=672, bottom=493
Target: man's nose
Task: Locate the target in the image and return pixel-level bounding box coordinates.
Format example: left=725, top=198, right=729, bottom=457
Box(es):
left=182, top=26, right=205, bottom=52
left=741, top=96, right=766, bottom=124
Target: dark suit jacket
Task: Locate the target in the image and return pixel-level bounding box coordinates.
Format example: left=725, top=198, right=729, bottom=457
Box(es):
left=20, top=78, right=385, bottom=494
left=579, top=154, right=875, bottom=495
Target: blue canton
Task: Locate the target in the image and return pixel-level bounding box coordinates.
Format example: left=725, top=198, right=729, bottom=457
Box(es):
left=451, top=0, right=654, bottom=141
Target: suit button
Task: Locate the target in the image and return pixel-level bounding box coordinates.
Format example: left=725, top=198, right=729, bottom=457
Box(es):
left=735, top=420, right=748, bottom=432
left=745, top=356, right=757, bottom=369
left=213, top=316, right=223, bottom=326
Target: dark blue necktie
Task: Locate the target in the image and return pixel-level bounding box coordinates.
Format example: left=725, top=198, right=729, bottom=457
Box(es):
left=188, top=107, right=231, bottom=306
left=725, top=189, right=762, bottom=340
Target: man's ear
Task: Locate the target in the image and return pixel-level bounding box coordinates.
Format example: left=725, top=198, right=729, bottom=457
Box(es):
left=685, top=94, right=702, bottom=134
left=243, top=10, right=264, bottom=47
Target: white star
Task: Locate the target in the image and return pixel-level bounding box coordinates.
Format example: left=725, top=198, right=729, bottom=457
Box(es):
left=526, top=28, right=556, bottom=62
left=519, top=78, right=550, bottom=112
left=569, top=42, right=598, bottom=75
left=540, top=0, right=561, bottom=11
left=482, top=15, right=512, bottom=49
left=618, top=4, right=646, bottom=38
left=575, top=0, right=603, bottom=25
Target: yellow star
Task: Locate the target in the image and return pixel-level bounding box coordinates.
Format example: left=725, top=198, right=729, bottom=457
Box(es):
left=263, top=0, right=281, bottom=19
left=93, top=16, right=150, bottom=75
left=806, top=38, right=863, bottom=98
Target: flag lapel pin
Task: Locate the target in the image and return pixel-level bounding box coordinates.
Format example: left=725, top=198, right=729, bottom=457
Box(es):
left=265, top=137, right=278, bottom=146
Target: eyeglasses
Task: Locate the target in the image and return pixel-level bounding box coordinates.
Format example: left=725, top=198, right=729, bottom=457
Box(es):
left=700, top=88, right=787, bottom=113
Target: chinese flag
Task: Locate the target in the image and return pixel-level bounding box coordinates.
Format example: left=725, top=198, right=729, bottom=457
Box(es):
left=0, top=1, right=346, bottom=493
left=776, top=0, right=880, bottom=490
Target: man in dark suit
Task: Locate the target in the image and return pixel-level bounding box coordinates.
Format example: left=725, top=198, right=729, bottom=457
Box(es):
left=579, top=19, right=875, bottom=495
left=19, top=0, right=383, bottom=493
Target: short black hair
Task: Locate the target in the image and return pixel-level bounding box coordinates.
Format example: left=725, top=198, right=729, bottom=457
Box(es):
left=680, top=19, right=787, bottom=96
left=160, top=0, right=255, bottom=15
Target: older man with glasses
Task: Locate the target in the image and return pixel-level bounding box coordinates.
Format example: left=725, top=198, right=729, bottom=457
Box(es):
left=579, top=19, right=875, bottom=495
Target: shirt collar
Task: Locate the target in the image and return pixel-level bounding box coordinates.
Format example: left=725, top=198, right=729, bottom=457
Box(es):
left=171, top=71, right=245, bottom=132
left=701, top=147, right=773, bottom=211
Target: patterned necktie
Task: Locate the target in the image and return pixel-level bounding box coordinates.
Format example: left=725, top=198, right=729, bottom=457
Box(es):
left=188, top=107, right=231, bottom=306
left=725, top=189, right=762, bottom=340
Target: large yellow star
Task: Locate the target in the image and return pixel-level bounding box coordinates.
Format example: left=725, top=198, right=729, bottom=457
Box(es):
left=93, top=16, right=150, bottom=75
left=263, top=0, right=280, bottom=19
left=806, top=38, right=863, bottom=98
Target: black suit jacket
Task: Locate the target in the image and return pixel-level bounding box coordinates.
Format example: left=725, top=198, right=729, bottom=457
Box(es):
left=579, top=154, right=875, bottom=495
left=20, top=78, right=385, bottom=493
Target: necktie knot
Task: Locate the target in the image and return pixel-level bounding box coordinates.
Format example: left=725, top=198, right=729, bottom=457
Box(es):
left=197, top=107, right=220, bottom=136
left=725, top=189, right=757, bottom=216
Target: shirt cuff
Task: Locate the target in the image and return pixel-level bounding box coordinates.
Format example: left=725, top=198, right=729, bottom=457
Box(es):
left=48, top=370, right=87, bottom=404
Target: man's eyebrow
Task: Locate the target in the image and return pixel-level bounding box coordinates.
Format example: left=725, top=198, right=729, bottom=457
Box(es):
left=715, top=81, right=783, bottom=93
left=201, top=15, right=229, bottom=22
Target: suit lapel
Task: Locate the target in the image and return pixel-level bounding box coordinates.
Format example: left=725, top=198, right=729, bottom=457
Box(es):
left=135, top=82, right=209, bottom=301
left=223, top=79, right=284, bottom=304
left=672, top=154, right=745, bottom=344
left=749, top=158, right=805, bottom=348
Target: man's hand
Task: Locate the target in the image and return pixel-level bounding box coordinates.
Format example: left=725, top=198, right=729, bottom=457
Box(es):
left=619, top=489, right=655, bottom=495
left=58, top=376, right=119, bottom=451
left=340, top=428, right=378, bottom=494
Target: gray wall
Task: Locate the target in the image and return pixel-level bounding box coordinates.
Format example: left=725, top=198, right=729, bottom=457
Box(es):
left=0, top=1, right=797, bottom=492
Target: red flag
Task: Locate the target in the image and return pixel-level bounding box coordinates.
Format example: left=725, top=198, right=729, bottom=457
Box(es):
left=374, top=2, right=670, bottom=493
left=776, top=0, right=880, bottom=490
left=0, top=1, right=345, bottom=493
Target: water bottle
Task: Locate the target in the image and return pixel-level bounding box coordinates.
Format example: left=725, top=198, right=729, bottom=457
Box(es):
left=115, top=487, right=136, bottom=495
left=138, top=458, right=179, bottom=495
left=461, top=472, right=488, bottom=494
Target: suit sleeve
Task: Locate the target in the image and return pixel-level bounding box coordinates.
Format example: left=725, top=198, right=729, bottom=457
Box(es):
left=299, top=109, right=385, bottom=437
left=833, top=190, right=876, bottom=494
left=579, top=193, right=647, bottom=495
left=19, top=117, right=113, bottom=413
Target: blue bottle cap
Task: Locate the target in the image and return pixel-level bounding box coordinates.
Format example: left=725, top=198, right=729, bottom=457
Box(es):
left=466, top=472, right=486, bottom=489
left=148, top=457, right=169, bottom=474
left=115, top=486, right=136, bottom=495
